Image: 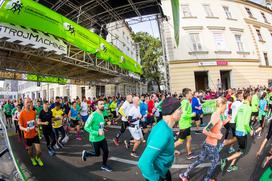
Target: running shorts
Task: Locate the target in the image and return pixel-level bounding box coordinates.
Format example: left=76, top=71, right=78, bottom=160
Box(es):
left=251, top=112, right=259, bottom=118
left=128, top=125, right=143, bottom=141
left=5, top=113, right=11, bottom=118
left=237, top=135, right=247, bottom=150
left=70, top=119, right=79, bottom=127
left=178, top=127, right=191, bottom=140
left=193, top=114, right=201, bottom=121
left=25, top=135, right=40, bottom=147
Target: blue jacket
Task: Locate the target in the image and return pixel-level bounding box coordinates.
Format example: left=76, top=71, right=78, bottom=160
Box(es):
left=191, top=97, right=203, bottom=115
left=140, top=101, right=148, bottom=117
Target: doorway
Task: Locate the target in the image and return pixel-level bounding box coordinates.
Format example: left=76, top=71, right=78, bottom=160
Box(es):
left=220, top=70, right=231, bottom=90
left=194, top=71, right=209, bottom=91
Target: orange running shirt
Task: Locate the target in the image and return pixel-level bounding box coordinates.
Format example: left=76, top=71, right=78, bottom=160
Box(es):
left=19, top=109, right=37, bottom=139
left=205, top=112, right=223, bottom=146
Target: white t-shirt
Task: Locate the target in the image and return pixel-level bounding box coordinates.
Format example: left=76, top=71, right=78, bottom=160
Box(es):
left=128, top=105, right=141, bottom=126
left=121, top=101, right=133, bottom=122
left=231, top=100, right=243, bottom=123
left=80, top=102, right=88, bottom=116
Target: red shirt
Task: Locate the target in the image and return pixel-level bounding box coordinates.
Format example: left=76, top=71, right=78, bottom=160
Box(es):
left=147, top=100, right=155, bottom=118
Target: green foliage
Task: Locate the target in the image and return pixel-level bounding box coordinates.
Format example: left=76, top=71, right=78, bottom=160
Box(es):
left=132, top=32, right=163, bottom=92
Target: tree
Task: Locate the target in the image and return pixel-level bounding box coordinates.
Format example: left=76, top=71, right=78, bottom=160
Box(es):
left=132, top=32, right=163, bottom=92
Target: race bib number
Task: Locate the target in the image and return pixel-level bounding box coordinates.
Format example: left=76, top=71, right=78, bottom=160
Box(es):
left=27, top=120, right=35, bottom=130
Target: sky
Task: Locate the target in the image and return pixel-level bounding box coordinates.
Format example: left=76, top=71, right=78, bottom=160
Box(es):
left=130, top=17, right=160, bottom=38
left=130, top=1, right=265, bottom=39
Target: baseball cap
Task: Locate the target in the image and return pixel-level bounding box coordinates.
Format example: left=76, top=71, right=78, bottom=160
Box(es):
left=162, top=97, right=181, bottom=116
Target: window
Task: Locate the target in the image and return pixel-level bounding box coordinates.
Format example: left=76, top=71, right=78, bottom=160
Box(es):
left=189, top=33, right=202, bottom=51
left=223, top=6, right=232, bottom=19
left=256, top=29, right=263, bottom=41
left=213, top=33, right=226, bottom=50
left=203, top=4, right=213, bottom=17
left=235, top=34, right=244, bottom=52
left=264, top=52, right=269, bottom=66
left=261, top=12, right=269, bottom=23
left=245, top=7, right=254, bottom=18
left=181, top=5, right=192, bottom=17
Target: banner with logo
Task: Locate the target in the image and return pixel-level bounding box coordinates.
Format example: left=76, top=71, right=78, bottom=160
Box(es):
left=26, top=74, right=68, bottom=84
left=202, top=100, right=216, bottom=115
left=0, top=0, right=142, bottom=74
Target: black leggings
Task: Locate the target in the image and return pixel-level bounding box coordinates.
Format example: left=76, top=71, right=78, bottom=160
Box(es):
left=14, top=121, right=23, bottom=139
left=43, top=128, right=56, bottom=149
left=54, top=126, right=65, bottom=144
left=145, top=170, right=171, bottom=181
left=116, top=121, right=129, bottom=140
left=85, top=138, right=109, bottom=165
left=224, top=123, right=231, bottom=140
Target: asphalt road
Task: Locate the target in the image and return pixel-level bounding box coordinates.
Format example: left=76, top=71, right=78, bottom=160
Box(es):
left=5, top=116, right=272, bottom=181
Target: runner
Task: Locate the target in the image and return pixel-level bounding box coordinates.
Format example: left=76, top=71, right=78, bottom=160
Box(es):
left=267, top=88, right=272, bottom=118
left=19, top=98, right=44, bottom=167
left=179, top=97, right=229, bottom=181
left=80, top=96, right=89, bottom=124
left=13, top=104, right=22, bottom=142
left=221, top=91, right=254, bottom=173
left=138, top=97, right=182, bottom=181
left=146, top=94, right=157, bottom=127
left=81, top=99, right=112, bottom=172
left=219, top=91, right=243, bottom=153
left=191, top=91, right=202, bottom=134
left=3, top=100, right=13, bottom=128
left=35, top=100, right=43, bottom=139
left=255, top=92, right=268, bottom=137
left=251, top=88, right=259, bottom=126
left=127, top=96, right=143, bottom=157
left=113, top=94, right=133, bottom=146
left=174, top=88, right=197, bottom=159
left=51, top=102, right=66, bottom=147
left=38, top=101, right=56, bottom=156
left=68, top=101, right=82, bottom=141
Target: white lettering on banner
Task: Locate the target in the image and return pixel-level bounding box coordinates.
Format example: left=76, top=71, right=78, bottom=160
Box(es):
left=198, top=62, right=217, bottom=66
left=0, top=0, right=5, bottom=8
left=0, top=22, right=67, bottom=55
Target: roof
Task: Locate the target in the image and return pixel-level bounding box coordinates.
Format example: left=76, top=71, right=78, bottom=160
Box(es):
left=38, top=0, right=164, bottom=30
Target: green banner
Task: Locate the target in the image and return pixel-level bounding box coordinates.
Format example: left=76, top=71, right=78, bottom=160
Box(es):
left=26, top=74, right=68, bottom=84
left=171, top=0, right=180, bottom=47
left=202, top=100, right=216, bottom=115
left=0, top=0, right=142, bottom=74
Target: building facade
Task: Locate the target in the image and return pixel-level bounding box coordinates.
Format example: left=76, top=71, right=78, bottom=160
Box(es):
left=162, top=0, right=272, bottom=93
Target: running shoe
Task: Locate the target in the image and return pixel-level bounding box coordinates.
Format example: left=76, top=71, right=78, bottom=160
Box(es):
left=101, top=165, right=112, bottom=172
left=48, top=150, right=55, bottom=157
left=228, top=147, right=235, bottom=154
left=220, top=158, right=227, bottom=171
left=142, top=139, right=146, bottom=143
left=124, top=140, right=129, bottom=149
left=113, top=138, right=119, bottom=146
left=53, top=144, right=60, bottom=150
left=262, top=156, right=270, bottom=168
left=35, top=157, right=44, bottom=167
left=57, top=142, right=64, bottom=148
left=179, top=173, right=189, bottom=181
left=227, top=165, right=238, bottom=172
left=130, top=152, right=139, bottom=158
left=82, top=150, right=87, bottom=161
left=76, top=136, right=83, bottom=141
left=187, top=152, right=198, bottom=160
left=31, top=158, right=37, bottom=166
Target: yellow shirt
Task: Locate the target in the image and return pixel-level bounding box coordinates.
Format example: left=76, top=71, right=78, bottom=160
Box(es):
left=51, top=108, right=63, bottom=128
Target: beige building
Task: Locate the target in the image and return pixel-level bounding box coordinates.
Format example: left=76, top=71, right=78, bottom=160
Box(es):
left=161, top=0, right=272, bottom=93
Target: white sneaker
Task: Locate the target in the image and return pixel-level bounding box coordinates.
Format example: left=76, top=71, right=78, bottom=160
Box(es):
left=130, top=152, right=139, bottom=158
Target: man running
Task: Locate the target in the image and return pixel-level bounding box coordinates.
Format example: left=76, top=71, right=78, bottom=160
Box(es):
left=19, top=98, right=44, bottom=166
left=81, top=99, right=112, bottom=172
left=255, top=92, right=268, bottom=137
left=113, top=94, right=133, bottom=146
left=127, top=96, right=143, bottom=157
left=138, top=97, right=182, bottom=181
left=38, top=101, right=56, bottom=156
left=3, top=100, right=13, bottom=128
left=251, top=89, right=259, bottom=126
left=191, top=91, right=202, bottom=134
left=180, top=97, right=229, bottom=181
left=221, top=91, right=253, bottom=173
left=175, top=88, right=197, bottom=159
left=13, top=104, right=22, bottom=142
left=52, top=102, right=66, bottom=146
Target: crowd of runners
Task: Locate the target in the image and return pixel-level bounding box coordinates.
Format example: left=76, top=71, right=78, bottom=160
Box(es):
left=1, top=86, right=272, bottom=181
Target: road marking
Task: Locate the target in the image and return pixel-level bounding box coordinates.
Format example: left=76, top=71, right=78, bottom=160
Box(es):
left=109, top=156, right=211, bottom=169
